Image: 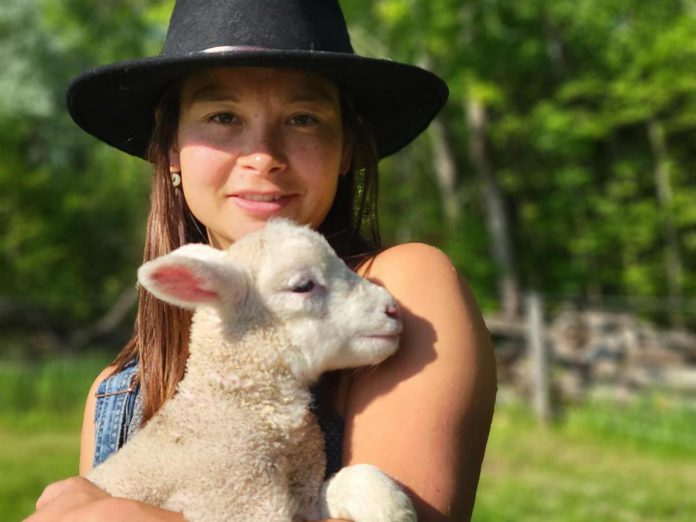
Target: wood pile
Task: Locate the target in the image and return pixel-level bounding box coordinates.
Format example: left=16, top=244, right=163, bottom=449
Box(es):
left=487, top=310, right=696, bottom=401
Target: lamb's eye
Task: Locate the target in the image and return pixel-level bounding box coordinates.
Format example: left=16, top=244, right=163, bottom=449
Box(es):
left=290, top=280, right=316, bottom=293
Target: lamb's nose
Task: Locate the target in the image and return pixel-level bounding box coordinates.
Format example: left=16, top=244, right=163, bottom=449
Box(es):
left=385, top=303, right=400, bottom=320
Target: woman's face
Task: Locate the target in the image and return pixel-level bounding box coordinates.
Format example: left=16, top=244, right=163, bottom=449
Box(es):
left=170, top=67, right=351, bottom=249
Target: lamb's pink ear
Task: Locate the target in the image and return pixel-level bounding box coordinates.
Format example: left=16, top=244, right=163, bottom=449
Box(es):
left=137, top=244, right=249, bottom=310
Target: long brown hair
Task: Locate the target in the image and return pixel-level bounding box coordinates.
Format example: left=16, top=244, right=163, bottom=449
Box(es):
left=111, top=76, right=383, bottom=423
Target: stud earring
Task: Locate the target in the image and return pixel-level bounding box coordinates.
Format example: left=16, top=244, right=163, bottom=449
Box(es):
left=171, top=171, right=182, bottom=187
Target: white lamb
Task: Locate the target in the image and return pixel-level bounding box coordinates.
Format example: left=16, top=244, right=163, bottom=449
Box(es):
left=87, top=219, right=416, bottom=522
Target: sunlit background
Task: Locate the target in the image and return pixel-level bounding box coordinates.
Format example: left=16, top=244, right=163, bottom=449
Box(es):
left=1, top=1, right=695, bottom=520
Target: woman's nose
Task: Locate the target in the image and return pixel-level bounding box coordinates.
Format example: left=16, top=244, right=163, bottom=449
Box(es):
left=236, top=128, right=287, bottom=176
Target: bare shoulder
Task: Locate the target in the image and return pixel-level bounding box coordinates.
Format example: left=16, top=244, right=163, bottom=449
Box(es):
left=79, top=365, right=117, bottom=475
left=359, top=242, right=487, bottom=337
left=356, top=240, right=495, bottom=390
left=361, top=241, right=454, bottom=275
left=360, top=241, right=465, bottom=289
left=349, top=242, right=497, bottom=521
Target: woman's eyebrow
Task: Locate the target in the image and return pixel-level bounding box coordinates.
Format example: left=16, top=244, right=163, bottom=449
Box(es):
left=288, top=88, right=338, bottom=105
left=187, top=85, right=337, bottom=106
left=189, top=85, right=241, bottom=103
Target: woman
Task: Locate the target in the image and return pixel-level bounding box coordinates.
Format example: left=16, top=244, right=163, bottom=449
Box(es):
left=27, top=0, right=497, bottom=521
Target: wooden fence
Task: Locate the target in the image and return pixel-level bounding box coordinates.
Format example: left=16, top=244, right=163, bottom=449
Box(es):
left=486, top=292, right=696, bottom=423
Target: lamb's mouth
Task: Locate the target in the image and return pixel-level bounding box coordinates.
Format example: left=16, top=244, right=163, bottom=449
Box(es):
left=364, top=334, right=400, bottom=341
left=358, top=334, right=401, bottom=349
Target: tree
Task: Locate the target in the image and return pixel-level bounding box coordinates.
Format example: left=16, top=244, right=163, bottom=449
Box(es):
left=0, top=0, right=171, bottom=353
left=344, top=0, right=696, bottom=325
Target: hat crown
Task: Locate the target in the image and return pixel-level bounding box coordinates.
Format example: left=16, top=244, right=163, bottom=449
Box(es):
left=163, top=0, right=355, bottom=56
left=67, top=0, right=448, bottom=160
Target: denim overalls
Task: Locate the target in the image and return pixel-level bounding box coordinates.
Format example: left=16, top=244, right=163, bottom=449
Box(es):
left=93, top=359, right=345, bottom=477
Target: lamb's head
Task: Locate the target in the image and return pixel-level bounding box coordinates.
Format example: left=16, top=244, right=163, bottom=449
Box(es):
left=137, top=219, right=402, bottom=383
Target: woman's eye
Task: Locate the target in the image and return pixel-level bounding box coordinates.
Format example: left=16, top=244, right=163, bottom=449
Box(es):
left=210, top=112, right=239, bottom=125
left=289, top=114, right=318, bottom=126
left=290, top=280, right=316, bottom=293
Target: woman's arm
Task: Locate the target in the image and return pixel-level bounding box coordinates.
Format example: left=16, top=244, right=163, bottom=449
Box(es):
left=349, top=243, right=497, bottom=521
left=79, top=365, right=114, bottom=475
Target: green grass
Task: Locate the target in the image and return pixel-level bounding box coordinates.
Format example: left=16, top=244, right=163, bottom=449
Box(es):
left=563, top=393, right=696, bottom=455
left=0, top=355, right=111, bottom=416
left=2, top=357, right=695, bottom=521
left=0, top=355, right=110, bottom=521
left=472, top=399, right=696, bottom=521
left=0, top=417, right=82, bottom=521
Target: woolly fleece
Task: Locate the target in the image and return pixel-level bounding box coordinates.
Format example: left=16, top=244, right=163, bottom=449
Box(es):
left=87, top=220, right=415, bottom=521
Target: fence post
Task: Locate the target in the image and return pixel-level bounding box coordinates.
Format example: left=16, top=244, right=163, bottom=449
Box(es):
left=527, top=291, right=551, bottom=424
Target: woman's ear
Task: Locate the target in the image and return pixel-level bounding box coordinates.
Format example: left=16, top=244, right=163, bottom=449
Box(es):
left=169, top=144, right=181, bottom=172
left=340, top=135, right=354, bottom=176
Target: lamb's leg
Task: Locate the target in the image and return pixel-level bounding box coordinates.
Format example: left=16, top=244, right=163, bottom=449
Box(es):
left=319, top=464, right=417, bottom=522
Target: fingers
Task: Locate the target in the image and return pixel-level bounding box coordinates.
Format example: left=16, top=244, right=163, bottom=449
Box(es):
left=26, top=491, right=87, bottom=522
left=29, top=476, right=109, bottom=520
left=36, top=477, right=72, bottom=510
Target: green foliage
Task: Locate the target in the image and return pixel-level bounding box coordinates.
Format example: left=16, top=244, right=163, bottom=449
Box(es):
left=0, top=354, right=110, bottom=416
left=2, top=0, right=696, bottom=331
left=346, top=0, right=696, bottom=317
left=0, top=0, right=170, bottom=331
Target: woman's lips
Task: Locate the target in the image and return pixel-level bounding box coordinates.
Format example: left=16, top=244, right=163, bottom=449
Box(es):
left=228, top=193, right=295, bottom=216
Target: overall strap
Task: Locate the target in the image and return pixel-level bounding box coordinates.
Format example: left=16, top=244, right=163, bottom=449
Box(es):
left=92, top=359, right=140, bottom=467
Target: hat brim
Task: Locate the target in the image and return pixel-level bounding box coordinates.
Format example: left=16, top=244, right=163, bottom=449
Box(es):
left=66, top=49, right=448, bottom=159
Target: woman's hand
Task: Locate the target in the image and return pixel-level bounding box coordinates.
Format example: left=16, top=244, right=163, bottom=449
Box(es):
left=25, top=476, right=185, bottom=522
left=25, top=476, right=108, bottom=521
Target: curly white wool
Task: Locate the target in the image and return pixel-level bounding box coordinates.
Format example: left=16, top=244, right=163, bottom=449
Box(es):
left=87, top=219, right=416, bottom=522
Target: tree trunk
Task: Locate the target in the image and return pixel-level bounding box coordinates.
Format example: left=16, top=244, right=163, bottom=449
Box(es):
left=467, top=97, right=521, bottom=318
left=647, top=118, right=683, bottom=327
left=428, top=117, right=461, bottom=226
left=68, top=287, right=138, bottom=349
left=415, top=51, right=461, bottom=229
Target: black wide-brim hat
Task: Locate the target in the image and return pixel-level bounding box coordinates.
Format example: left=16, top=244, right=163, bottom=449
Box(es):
left=66, top=0, right=448, bottom=160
